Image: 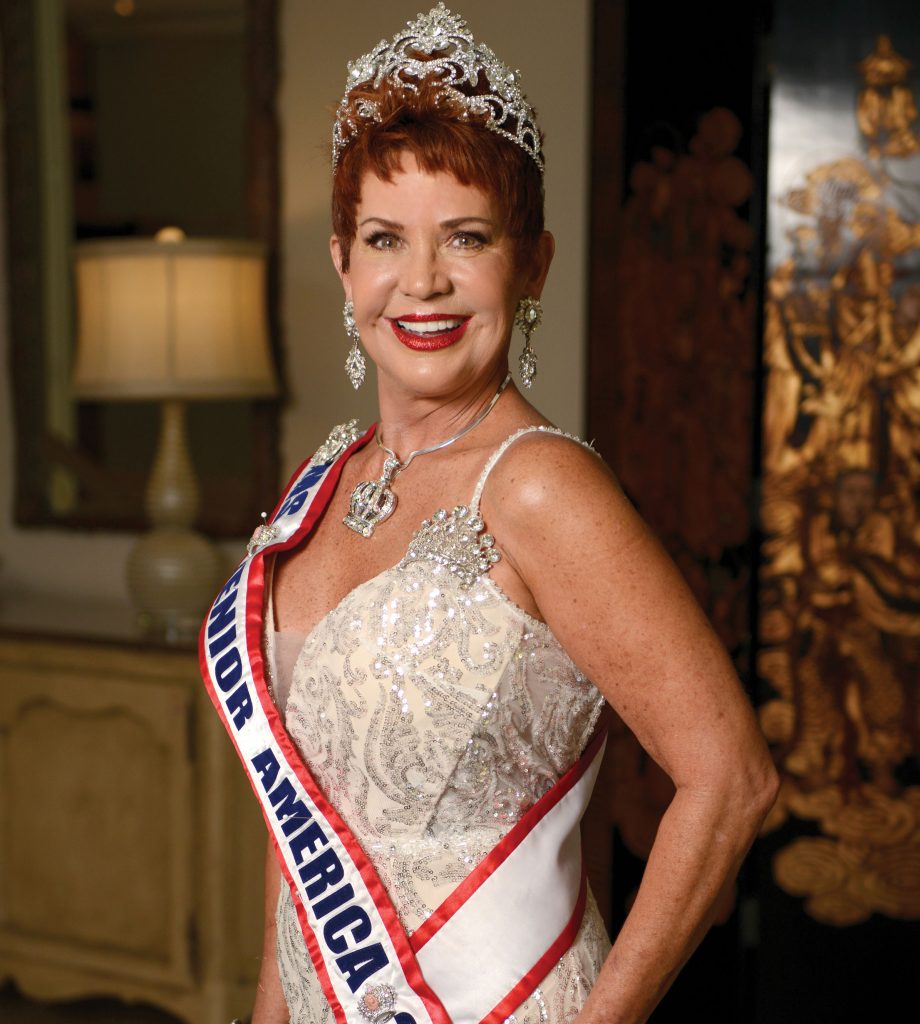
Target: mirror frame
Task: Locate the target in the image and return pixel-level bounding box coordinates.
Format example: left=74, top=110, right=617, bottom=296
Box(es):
left=0, top=0, right=281, bottom=537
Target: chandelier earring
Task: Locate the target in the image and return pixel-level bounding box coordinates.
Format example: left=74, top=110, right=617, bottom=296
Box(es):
left=515, top=297, right=543, bottom=389
left=343, top=300, right=366, bottom=389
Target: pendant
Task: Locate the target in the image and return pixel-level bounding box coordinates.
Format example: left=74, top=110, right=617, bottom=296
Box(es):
left=343, top=457, right=400, bottom=537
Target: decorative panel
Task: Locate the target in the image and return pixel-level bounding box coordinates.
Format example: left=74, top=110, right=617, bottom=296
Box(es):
left=758, top=29, right=920, bottom=928
left=590, top=0, right=920, bottom=1018
left=6, top=702, right=172, bottom=955
left=0, top=663, right=194, bottom=987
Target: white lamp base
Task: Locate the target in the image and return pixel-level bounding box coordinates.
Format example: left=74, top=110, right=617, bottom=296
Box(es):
left=127, top=527, right=222, bottom=643
left=128, top=400, right=223, bottom=642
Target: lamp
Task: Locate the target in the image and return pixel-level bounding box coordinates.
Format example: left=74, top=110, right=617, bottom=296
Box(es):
left=73, top=228, right=277, bottom=640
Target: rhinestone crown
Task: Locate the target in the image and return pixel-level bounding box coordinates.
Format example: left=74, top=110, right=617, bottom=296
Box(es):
left=333, top=3, right=543, bottom=175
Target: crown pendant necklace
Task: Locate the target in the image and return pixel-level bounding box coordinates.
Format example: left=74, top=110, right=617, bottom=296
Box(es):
left=343, top=373, right=511, bottom=538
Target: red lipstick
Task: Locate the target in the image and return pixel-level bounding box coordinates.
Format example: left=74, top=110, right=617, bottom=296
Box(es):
left=387, top=313, right=470, bottom=351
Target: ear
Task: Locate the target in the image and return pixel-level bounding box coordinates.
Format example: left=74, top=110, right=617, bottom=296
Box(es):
left=330, top=234, right=353, bottom=301
left=523, top=230, right=555, bottom=299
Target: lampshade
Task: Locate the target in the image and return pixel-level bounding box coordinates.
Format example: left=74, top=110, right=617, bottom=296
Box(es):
left=72, top=234, right=277, bottom=400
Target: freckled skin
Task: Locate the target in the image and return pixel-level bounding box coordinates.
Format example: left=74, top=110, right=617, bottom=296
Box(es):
left=252, top=160, right=778, bottom=1024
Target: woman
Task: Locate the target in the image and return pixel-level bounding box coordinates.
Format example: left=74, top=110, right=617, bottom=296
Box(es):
left=202, top=6, right=778, bottom=1023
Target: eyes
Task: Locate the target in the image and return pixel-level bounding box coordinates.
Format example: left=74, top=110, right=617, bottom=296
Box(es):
left=366, top=231, right=399, bottom=251
left=363, top=230, right=490, bottom=252
left=451, top=231, right=489, bottom=250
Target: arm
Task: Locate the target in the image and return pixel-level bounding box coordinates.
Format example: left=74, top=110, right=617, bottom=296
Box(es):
left=252, top=837, right=291, bottom=1024
left=484, top=438, right=778, bottom=1024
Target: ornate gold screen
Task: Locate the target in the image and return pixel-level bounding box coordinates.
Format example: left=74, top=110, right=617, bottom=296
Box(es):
left=759, top=35, right=920, bottom=925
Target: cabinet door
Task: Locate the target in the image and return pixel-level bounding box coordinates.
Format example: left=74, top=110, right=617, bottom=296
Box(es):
left=0, top=642, right=196, bottom=995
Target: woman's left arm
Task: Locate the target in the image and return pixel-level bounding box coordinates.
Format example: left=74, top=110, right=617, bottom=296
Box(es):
left=485, top=437, right=779, bottom=1024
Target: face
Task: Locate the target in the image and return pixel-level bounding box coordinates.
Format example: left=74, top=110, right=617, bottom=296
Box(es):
left=332, top=154, right=552, bottom=400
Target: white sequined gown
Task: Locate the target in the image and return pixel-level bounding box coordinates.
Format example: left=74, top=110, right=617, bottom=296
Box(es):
left=270, top=427, right=611, bottom=1024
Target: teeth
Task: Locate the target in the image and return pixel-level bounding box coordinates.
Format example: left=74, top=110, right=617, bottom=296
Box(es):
left=396, top=318, right=463, bottom=335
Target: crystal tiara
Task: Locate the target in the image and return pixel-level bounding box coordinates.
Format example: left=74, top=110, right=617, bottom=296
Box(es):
left=332, top=3, right=544, bottom=176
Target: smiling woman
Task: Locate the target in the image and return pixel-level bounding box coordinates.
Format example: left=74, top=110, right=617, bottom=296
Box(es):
left=197, top=6, right=778, bottom=1024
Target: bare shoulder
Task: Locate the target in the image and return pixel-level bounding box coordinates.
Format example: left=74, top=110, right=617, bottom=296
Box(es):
left=480, top=428, right=719, bottom=705
left=481, top=427, right=612, bottom=494
left=478, top=428, right=642, bottom=561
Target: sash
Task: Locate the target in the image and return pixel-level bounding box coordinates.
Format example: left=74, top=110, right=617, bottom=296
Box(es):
left=199, top=422, right=606, bottom=1024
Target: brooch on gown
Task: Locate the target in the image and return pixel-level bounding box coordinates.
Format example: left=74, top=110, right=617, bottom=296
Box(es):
left=246, top=512, right=280, bottom=556
left=314, top=418, right=362, bottom=464
left=357, top=982, right=397, bottom=1023
left=401, top=504, right=501, bottom=588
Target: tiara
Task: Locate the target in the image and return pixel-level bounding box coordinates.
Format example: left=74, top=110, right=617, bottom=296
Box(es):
left=332, top=3, right=544, bottom=175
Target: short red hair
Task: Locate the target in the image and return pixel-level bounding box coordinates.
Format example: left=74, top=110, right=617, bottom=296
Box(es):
left=332, top=79, right=545, bottom=272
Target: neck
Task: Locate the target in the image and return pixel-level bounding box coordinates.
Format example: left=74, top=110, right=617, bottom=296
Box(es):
left=375, top=366, right=510, bottom=457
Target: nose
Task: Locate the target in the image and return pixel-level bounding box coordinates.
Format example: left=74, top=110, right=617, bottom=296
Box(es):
left=400, top=243, right=451, bottom=300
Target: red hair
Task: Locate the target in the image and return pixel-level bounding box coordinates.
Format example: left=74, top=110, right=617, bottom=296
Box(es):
left=332, top=79, right=545, bottom=272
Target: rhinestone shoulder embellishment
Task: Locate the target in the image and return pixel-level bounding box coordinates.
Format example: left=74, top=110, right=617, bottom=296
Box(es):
left=313, top=419, right=362, bottom=465
left=401, top=504, right=501, bottom=588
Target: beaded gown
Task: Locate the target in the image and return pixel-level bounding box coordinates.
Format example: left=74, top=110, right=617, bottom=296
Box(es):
left=269, top=427, right=611, bottom=1024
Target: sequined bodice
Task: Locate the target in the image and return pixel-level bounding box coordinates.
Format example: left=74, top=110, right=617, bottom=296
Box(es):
left=275, top=426, right=611, bottom=1024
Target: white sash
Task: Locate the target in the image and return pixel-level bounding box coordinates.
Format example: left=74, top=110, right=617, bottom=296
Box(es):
left=200, top=423, right=606, bottom=1024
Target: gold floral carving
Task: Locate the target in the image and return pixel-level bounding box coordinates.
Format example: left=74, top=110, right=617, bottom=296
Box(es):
left=760, top=36, right=920, bottom=925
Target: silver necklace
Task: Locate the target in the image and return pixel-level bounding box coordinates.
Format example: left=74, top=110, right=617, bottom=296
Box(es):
left=343, top=373, right=511, bottom=538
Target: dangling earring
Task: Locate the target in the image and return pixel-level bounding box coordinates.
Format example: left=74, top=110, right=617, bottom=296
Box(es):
left=515, top=297, right=542, bottom=388
left=343, top=300, right=366, bottom=389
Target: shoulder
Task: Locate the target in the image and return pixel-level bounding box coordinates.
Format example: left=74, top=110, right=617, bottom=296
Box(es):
left=478, top=427, right=647, bottom=572
left=479, top=427, right=625, bottom=528
left=477, top=425, right=666, bottom=595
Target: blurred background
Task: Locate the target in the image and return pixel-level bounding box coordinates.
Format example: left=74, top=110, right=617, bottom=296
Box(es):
left=1, top=0, right=918, bottom=1020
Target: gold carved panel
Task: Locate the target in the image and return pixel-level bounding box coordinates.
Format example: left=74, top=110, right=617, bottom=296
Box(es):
left=759, top=35, right=920, bottom=925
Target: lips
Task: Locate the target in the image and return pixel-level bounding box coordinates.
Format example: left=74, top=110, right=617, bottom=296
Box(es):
left=387, top=313, right=470, bottom=351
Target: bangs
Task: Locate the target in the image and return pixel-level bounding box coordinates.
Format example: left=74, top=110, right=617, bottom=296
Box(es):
left=332, top=81, right=544, bottom=271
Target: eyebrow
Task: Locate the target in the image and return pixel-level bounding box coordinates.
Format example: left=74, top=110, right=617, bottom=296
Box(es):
left=357, top=216, right=494, bottom=229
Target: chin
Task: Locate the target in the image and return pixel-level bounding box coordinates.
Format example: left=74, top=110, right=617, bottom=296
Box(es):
left=379, top=353, right=507, bottom=399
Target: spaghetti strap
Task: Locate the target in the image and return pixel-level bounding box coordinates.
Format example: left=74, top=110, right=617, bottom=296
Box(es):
left=470, top=425, right=598, bottom=511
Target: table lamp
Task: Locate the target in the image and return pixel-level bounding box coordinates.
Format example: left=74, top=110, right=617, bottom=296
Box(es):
left=72, top=228, right=277, bottom=641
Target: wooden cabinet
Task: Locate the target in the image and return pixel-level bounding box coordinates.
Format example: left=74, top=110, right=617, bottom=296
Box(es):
left=0, top=623, right=265, bottom=1023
